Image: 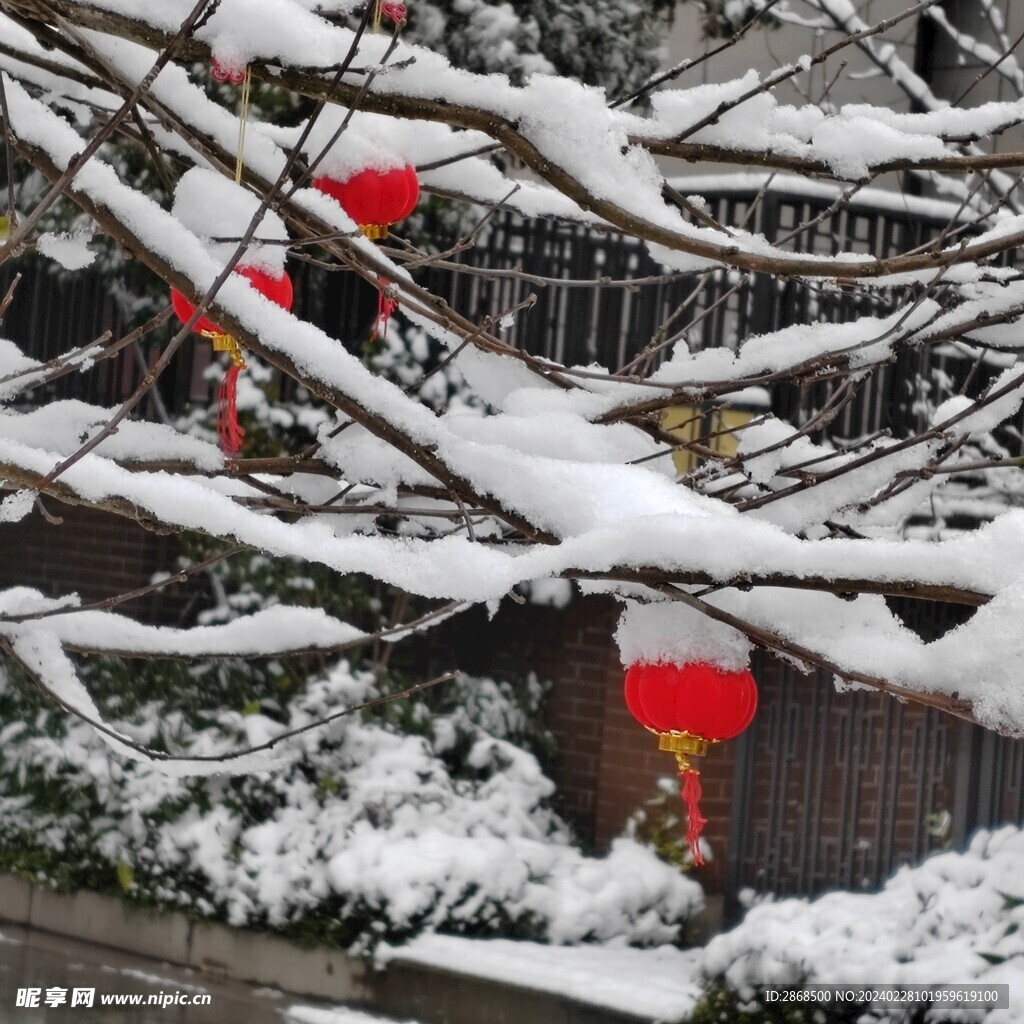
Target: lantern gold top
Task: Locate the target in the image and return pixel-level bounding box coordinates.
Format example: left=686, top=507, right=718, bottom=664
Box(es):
left=657, top=731, right=709, bottom=758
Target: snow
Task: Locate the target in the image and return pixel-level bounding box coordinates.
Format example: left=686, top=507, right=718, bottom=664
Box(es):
left=0, top=589, right=366, bottom=657
left=36, top=231, right=95, bottom=270
left=0, top=489, right=34, bottom=523
left=6, top=0, right=1024, bottom=745
left=380, top=934, right=702, bottom=1021
left=651, top=303, right=939, bottom=390
left=284, top=1009, right=419, bottom=1024
left=6, top=6, right=1024, bottom=1015
left=172, top=168, right=289, bottom=275
left=0, top=399, right=224, bottom=470
left=4, top=4, right=882, bottom=274
left=355, top=828, right=1024, bottom=1024
left=299, top=109, right=413, bottom=182
left=0, top=662, right=703, bottom=946
left=700, top=826, right=1024, bottom=1024
left=667, top=172, right=975, bottom=224
left=0, top=338, right=40, bottom=382
left=526, top=578, right=572, bottom=608
left=615, top=599, right=752, bottom=670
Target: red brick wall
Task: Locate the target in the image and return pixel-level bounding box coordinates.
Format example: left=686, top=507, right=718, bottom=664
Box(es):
left=429, top=595, right=622, bottom=840
left=535, top=600, right=617, bottom=831
left=442, top=594, right=739, bottom=889
left=0, top=504, right=193, bottom=623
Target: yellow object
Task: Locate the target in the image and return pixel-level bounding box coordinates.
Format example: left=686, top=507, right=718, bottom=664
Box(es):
left=235, top=66, right=252, bottom=185
left=0, top=215, right=9, bottom=242
left=360, top=223, right=388, bottom=241
left=207, top=331, right=235, bottom=351
left=657, top=730, right=710, bottom=773
left=205, top=331, right=246, bottom=369
left=662, top=403, right=757, bottom=475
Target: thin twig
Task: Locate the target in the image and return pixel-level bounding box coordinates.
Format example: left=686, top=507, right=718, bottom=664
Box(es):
left=0, top=69, right=18, bottom=229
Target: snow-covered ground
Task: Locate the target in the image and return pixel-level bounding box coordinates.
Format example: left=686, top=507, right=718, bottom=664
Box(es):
left=7, top=829, right=1024, bottom=1023
left=283, top=1010, right=419, bottom=1024
left=363, top=826, right=1024, bottom=1023
left=378, top=934, right=702, bottom=1021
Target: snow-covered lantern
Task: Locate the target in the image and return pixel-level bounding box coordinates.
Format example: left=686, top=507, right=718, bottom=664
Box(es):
left=662, top=387, right=771, bottom=475
left=376, top=0, right=408, bottom=25
left=314, top=164, right=420, bottom=241
left=168, top=169, right=294, bottom=456
left=170, top=266, right=293, bottom=339
left=211, top=57, right=247, bottom=84
left=625, top=662, right=757, bottom=866
left=617, top=600, right=757, bottom=867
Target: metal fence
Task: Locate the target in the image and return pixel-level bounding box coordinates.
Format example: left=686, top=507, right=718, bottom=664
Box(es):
left=1, top=184, right=987, bottom=444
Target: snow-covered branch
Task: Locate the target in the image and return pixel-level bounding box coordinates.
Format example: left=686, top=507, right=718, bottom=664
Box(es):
left=6, top=0, right=1024, bottom=747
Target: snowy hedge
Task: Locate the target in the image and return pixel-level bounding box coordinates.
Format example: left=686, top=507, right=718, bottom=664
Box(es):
left=691, top=827, right=1024, bottom=1023
left=0, top=661, right=702, bottom=952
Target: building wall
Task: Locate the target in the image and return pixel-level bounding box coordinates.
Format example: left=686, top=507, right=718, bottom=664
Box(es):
left=663, top=0, right=1024, bottom=182
left=0, top=503, right=196, bottom=624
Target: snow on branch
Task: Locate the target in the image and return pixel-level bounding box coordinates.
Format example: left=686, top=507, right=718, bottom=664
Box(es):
left=6, top=0, right=1024, bottom=745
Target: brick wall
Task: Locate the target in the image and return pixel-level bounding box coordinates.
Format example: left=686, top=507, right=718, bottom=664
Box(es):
left=427, top=595, right=618, bottom=841
left=0, top=504, right=196, bottom=623
left=432, top=594, right=738, bottom=890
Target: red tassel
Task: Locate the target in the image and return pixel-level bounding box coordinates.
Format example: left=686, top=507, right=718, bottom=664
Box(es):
left=681, top=769, right=708, bottom=866
left=217, top=363, right=245, bottom=457
left=373, top=279, right=399, bottom=344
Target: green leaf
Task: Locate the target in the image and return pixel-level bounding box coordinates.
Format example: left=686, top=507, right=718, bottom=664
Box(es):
left=116, top=860, right=134, bottom=893
left=241, top=699, right=262, bottom=716
left=1000, top=891, right=1024, bottom=911
left=978, top=952, right=1006, bottom=966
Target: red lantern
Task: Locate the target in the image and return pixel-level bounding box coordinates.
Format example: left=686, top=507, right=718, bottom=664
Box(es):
left=211, top=58, right=246, bottom=85
left=624, top=661, right=757, bottom=867
left=170, top=266, right=293, bottom=457
left=313, top=165, right=420, bottom=240
left=170, top=266, right=293, bottom=337
left=378, top=0, right=408, bottom=24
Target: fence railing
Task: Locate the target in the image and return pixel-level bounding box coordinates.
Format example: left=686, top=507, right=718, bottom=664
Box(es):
left=0, top=184, right=994, bottom=443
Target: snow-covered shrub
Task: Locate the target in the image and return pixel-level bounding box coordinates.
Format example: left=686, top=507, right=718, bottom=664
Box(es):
left=0, top=661, right=702, bottom=952
left=690, top=827, right=1024, bottom=1023
left=681, top=0, right=782, bottom=39
left=405, top=0, right=674, bottom=96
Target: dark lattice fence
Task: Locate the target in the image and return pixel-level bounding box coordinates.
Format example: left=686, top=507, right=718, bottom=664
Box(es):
left=1, top=185, right=990, bottom=441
